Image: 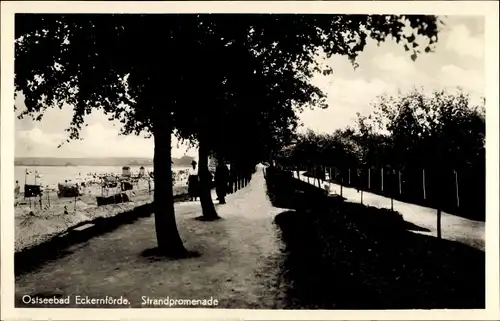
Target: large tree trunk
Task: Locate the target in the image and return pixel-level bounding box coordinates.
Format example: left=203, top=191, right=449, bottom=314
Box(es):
left=152, top=118, right=187, bottom=256
left=198, top=139, right=220, bottom=220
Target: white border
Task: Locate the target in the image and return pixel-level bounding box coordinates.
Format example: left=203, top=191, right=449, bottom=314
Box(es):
left=1, top=1, right=499, bottom=320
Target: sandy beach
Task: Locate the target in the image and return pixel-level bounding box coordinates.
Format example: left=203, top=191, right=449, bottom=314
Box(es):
left=14, top=182, right=188, bottom=253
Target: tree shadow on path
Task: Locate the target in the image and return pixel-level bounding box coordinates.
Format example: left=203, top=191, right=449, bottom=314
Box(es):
left=15, top=194, right=190, bottom=277
left=265, top=168, right=484, bottom=310
left=15, top=203, right=155, bottom=277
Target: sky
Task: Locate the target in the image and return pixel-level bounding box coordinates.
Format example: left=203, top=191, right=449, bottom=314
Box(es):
left=14, top=15, right=485, bottom=159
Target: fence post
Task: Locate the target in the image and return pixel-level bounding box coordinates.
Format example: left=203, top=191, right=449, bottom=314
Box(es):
left=307, top=166, right=310, bottom=184
left=398, top=170, right=402, bottom=195
left=329, top=167, right=332, bottom=182
left=454, top=169, right=460, bottom=208
left=381, top=167, right=384, bottom=192
left=24, top=171, right=27, bottom=200
left=422, top=168, right=427, bottom=200
left=340, top=176, right=343, bottom=197
left=360, top=189, right=363, bottom=205
left=368, top=168, right=371, bottom=189
left=437, top=208, right=442, bottom=239
left=317, top=165, right=322, bottom=188
left=348, top=169, right=351, bottom=185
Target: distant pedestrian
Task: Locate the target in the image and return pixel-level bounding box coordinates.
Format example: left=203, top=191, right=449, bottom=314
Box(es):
left=14, top=180, right=20, bottom=197
left=215, top=161, right=229, bottom=204
left=188, top=160, right=199, bottom=201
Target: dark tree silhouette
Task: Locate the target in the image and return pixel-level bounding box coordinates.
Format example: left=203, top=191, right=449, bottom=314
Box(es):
left=14, top=13, right=441, bottom=256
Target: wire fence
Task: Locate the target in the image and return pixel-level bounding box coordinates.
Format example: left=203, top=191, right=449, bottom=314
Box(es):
left=279, top=163, right=485, bottom=221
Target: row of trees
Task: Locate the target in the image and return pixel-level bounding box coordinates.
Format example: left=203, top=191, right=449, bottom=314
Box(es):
left=15, top=14, right=441, bottom=256
left=278, top=89, right=486, bottom=219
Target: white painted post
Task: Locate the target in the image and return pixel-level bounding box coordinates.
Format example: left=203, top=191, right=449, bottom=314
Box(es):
left=398, top=170, right=402, bottom=195
left=318, top=165, right=322, bottom=187
left=381, top=167, right=384, bottom=192
left=368, top=168, right=371, bottom=189
left=340, top=176, right=343, bottom=197
left=437, top=208, right=442, bottom=239
left=317, top=166, right=321, bottom=187
left=348, top=169, right=351, bottom=185
left=422, top=168, right=427, bottom=200
left=454, top=169, right=460, bottom=208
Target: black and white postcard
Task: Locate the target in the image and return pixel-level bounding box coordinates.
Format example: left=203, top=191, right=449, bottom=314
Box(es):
left=1, top=1, right=499, bottom=320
